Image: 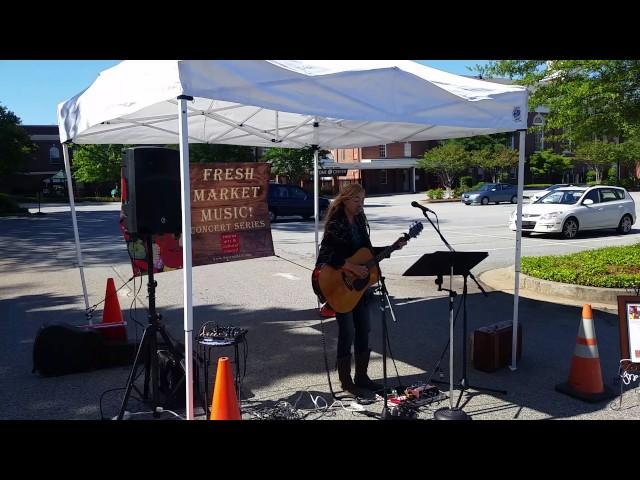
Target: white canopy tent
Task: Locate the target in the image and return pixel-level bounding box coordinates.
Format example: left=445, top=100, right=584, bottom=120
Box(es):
left=58, top=60, right=529, bottom=418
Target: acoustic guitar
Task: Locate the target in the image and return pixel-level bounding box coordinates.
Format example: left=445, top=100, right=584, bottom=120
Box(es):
left=312, top=222, right=423, bottom=313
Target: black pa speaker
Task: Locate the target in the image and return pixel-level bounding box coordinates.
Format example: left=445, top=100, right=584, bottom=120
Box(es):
left=121, top=147, right=182, bottom=236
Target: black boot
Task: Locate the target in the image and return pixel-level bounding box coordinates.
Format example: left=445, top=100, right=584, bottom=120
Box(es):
left=336, top=355, right=368, bottom=397
left=354, top=349, right=383, bottom=392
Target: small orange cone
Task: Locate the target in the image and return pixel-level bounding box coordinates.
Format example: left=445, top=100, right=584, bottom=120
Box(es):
left=555, top=304, right=614, bottom=402
left=100, top=278, right=127, bottom=342
left=209, top=357, right=241, bottom=420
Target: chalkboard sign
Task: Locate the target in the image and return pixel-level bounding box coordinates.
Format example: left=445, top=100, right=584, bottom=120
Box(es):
left=617, top=295, right=640, bottom=372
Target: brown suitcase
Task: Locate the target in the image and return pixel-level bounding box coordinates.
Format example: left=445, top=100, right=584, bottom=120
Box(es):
left=472, top=321, right=522, bottom=372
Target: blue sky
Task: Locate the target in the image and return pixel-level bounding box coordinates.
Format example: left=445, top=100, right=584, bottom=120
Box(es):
left=0, top=60, right=490, bottom=126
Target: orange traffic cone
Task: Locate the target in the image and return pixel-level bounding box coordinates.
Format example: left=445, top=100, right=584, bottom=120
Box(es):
left=555, top=304, right=614, bottom=402
left=100, top=278, right=127, bottom=342
left=209, top=357, right=241, bottom=420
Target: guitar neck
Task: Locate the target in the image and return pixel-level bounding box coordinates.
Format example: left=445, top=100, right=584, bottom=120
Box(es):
left=364, top=242, right=399, bottom=268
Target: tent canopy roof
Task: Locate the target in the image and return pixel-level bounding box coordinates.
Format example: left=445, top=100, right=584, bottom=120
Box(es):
left=58, top=60, right=528, bottom=148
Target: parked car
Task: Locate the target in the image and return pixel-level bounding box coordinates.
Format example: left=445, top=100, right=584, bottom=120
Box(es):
left=528, top=183, right=578, bottom=203
left=461, top=183, right=518, bottom=205
left=267, top=183, right=330, bottom=222
left=508, top=185, right=636, bottom=239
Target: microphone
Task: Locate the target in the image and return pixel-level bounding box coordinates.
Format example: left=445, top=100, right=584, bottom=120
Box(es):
left=411, top=201, right=435, bottom=215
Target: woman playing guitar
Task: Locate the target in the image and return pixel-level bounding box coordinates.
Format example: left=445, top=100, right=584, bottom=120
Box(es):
left=314, top=183, right=406, bottom=397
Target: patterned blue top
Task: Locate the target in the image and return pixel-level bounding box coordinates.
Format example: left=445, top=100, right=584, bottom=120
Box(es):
left=350, top=221, right=366, bottom=250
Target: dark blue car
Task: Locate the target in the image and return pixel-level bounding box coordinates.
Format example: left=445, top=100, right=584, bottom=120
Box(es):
left=267, top=183, right=330, bottom=222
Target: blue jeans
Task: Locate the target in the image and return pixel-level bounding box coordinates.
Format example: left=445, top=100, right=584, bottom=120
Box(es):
left=336, top=295, right=370, bottom=358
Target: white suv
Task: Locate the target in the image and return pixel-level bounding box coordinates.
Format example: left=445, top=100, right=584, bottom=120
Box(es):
left=509, top=185, right=636, bottom=239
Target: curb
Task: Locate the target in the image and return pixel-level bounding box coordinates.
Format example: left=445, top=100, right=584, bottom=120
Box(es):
left=422, top=199, right=460, bottom=204
left=479, top=266, right=624, bottom=313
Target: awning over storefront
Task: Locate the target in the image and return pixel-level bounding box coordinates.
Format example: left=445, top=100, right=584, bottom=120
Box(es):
left=320, top=159, right=418, bottom=170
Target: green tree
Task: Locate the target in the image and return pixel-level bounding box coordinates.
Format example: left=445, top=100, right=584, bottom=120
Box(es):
left=574, top=141, right=619, bottom=184
left=417, top=143, right=470, bottom=192
left=493, top=145, right=519, bottom=178
left=619, top=137, right=640, bottom=169
left=262, top=146, right=329, bottom=184
left=528, top=149, right=574, bottom=182
left=187, top=144, right=256, bottom=163
left=470, top=144, right=519, bottom=183
left=475, top=60, right=640, bottom=143
left=71, top=144, right=124, bottom=194
left=447, top=133, right=513, bottom=152
left=0, top=104, right=37, bottom=177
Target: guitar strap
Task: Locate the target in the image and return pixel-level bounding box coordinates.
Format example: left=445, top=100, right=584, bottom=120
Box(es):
left=311, top=267, right=326, bottom=302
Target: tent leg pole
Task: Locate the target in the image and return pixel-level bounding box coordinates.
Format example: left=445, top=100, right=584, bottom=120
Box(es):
left=510, top=129, right=527, bottom=371
left=313, top=119, right=321, bottom=309
left=178, top=96, right=195, bottom=419
left=62, top=143, right=90, bottom=321
left=313, top=118, right=320, bottom=261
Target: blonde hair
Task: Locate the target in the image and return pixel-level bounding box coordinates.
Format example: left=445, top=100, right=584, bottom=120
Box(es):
left=323, top=183, right=366, bottom=234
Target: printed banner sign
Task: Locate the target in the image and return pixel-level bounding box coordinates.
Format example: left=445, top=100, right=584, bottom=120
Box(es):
left=190, top=162, right=274, bottom=266
left=121, top=162, right=274, bottom=276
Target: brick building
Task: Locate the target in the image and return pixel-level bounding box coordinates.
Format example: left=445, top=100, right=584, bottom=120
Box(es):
left=322, top=141, right=439, bottom=195
left=3, top=125, right=68, bottom=195
left=322, top=77, right=599, bottom=194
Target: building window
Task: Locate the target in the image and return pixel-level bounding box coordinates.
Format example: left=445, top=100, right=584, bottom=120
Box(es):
left=49, top=146, right=60, bottom=164
left=404, top=143, right=412, bottom=157
left=379, top=170, right=388, bottom=185
left=379, top=144, right=387, bottom=158
left=533, top=130, right=543, bottom=151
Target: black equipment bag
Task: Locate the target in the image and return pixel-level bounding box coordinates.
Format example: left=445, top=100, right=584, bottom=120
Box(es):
left=157, top=345, right=203, bottom=409
left=32, top=323, right=104, bottom=376
left=158, top=348, right=186, bottom=408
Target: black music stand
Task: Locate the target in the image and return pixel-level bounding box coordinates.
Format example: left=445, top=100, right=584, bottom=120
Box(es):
left=404, top=250, right=503, bottom=420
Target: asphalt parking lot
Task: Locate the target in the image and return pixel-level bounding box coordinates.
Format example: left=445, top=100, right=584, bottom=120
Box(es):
left=1, top=192, right=639, bottom=420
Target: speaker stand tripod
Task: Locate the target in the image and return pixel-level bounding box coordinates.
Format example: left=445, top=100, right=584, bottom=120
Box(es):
left=117, top=235, right=183, bottom=420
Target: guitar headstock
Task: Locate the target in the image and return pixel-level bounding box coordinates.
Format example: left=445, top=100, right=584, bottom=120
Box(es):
left=396, top=221, right=423, bottom=246
left=407, top=221, right=423, bottom=239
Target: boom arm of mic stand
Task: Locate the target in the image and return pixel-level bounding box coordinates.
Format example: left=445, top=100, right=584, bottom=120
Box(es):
left=418, top=211, right=454, bottom=252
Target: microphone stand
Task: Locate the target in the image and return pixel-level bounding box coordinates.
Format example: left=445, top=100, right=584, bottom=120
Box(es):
left=362, top=208, right=400, bottom=420
left=375, top=264, right=399, bottom=420
left=414, top=209, right=470, bottom=420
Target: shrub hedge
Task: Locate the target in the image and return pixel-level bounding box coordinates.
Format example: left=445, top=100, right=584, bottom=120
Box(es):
left=0, top=194, right=28, bottom=215
left=521, top=243, right=640, bottom=288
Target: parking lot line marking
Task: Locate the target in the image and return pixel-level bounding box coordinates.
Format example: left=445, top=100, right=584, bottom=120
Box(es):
left=392, top=253, right=423, bottom=259
left=273, top=273, right=300, bottom=280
